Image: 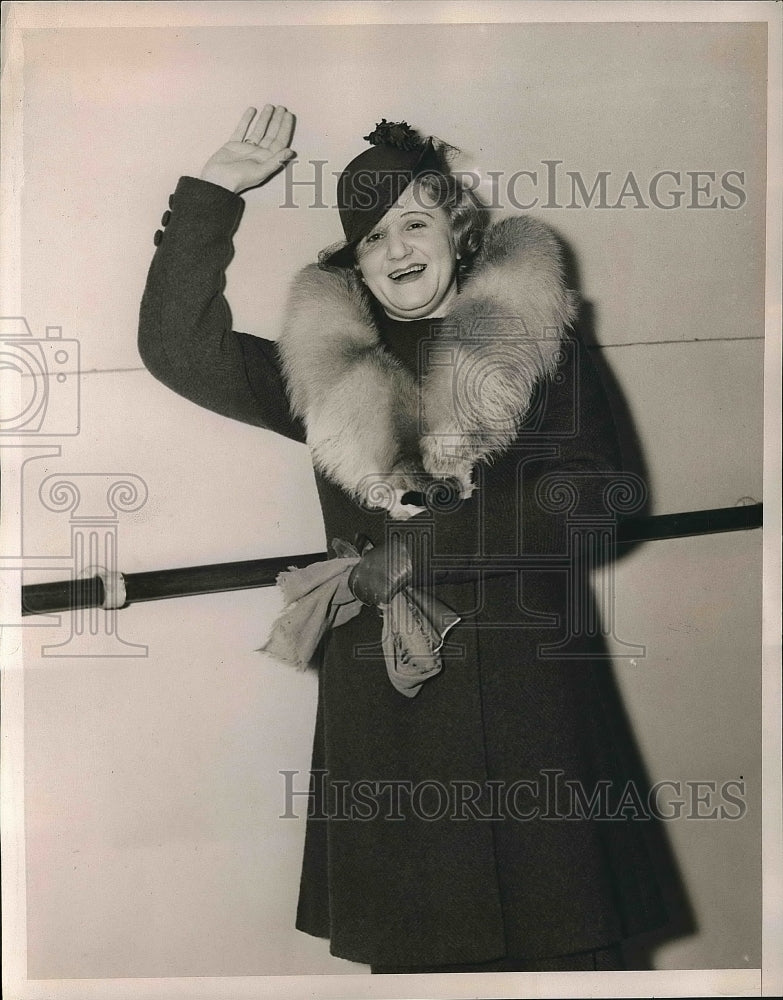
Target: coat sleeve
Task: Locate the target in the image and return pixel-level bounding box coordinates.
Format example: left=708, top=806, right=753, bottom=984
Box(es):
left=137, top=175, right=306, bottom=443
left=514, top=330, right=627, bottom=554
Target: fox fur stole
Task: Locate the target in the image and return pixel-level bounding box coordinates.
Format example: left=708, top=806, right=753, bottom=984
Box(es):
left=277, top=215, right=577, bottom=518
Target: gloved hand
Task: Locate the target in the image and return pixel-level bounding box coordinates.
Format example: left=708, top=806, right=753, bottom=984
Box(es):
left=347, top=536, right=413, bottom=607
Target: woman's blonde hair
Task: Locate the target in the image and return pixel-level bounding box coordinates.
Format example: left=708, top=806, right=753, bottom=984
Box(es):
left=413, top=172, right=488, bottom=269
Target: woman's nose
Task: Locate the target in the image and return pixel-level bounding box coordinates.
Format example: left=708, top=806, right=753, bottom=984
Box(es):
left=386, top=231, right=411, bottom=260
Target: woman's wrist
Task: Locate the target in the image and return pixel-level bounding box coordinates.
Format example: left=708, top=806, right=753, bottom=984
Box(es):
left=198, top=167, right=243, bottom=194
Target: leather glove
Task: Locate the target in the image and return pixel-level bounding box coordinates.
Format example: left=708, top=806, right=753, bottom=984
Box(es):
left=347, top=536, right=413, bottom=607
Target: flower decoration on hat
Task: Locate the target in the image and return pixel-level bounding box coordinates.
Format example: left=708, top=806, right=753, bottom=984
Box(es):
left=363, top=119, right=421, bottom=151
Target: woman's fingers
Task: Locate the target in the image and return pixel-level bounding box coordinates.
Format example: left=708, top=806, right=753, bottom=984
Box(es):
left=228, top=104, right=295, bottom=151
left=204, top=104, right=295, bottom=191
left=253, top=106, right=294, bottom=149
left=268, top=110, right=295, bottom=153
left=247, top=103, right=277, bottom=144
left=229, top=106, right=257, bottom=143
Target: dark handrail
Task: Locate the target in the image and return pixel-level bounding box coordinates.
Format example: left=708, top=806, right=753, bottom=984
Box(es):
left=20, top=503, right=762, bottom=617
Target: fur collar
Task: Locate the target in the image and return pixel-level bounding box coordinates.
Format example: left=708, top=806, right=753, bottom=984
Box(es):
left=278, top=215, right=576, bottom=518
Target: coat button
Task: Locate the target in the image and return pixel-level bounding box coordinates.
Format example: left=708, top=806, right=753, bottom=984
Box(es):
left=153, top=229, right=163, bottom=246
left=161, top=210, right=171, bottom=226
left=168, top=193, right=175, bottom=209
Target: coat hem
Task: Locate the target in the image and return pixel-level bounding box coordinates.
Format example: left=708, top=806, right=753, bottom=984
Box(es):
left=294, top=918, right=669, bottom=970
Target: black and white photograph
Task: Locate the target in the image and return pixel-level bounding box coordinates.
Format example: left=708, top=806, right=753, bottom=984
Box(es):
left=1, top=2, right=780, bottom=998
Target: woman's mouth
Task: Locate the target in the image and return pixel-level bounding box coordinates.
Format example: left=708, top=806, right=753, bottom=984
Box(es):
left=388, top=264, right=426, bottom=283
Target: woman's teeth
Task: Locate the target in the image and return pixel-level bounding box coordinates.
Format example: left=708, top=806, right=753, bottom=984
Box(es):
left=390, top=264, right=426, bottom=282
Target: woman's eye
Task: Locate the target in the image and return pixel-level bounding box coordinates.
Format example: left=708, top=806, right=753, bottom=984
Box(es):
left=406, top=221, right=426, bottom=230
left=366, top=232, right=384, bottom=244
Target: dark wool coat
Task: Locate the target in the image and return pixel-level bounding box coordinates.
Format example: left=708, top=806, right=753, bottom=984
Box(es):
left=138, top=176, right=669, bottom=967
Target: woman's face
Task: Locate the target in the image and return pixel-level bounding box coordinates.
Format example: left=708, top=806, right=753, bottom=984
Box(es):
left=355, top=182, right=459, bottom=321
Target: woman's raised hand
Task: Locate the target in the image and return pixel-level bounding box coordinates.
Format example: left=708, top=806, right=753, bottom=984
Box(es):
left=200, top=105, right=295, bottom=194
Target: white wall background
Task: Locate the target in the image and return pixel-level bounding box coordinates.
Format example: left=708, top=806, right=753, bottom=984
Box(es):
left=5, top=5, right=767, bottom=985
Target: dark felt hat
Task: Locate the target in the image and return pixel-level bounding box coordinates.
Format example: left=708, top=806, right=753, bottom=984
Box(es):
left=319, top=121, right=445, bottom=269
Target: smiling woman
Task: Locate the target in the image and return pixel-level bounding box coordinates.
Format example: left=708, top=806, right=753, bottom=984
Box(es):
left=354, top=183, right=461, bottom=320
left=138, top=107, right=671, bottom=973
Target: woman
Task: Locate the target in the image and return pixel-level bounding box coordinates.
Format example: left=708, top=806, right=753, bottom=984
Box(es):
left=138, top=105, right=668, bottom=973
